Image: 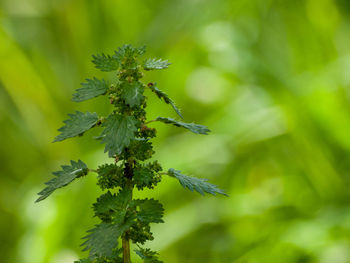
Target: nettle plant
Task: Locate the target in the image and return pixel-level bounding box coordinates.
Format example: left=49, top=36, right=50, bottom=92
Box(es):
left=36, top=45, right=227, bottom=263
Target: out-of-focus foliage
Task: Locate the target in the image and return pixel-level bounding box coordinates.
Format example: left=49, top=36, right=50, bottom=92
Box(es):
left=1, top=0, right=350, bottom=262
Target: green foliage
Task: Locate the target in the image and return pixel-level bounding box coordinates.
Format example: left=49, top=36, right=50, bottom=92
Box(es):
left=92, top=54, right=120, bottom=72
left=120, top=81, right=145, bottom=107
left=155, top=117, right=210, bottom=134
left=36, top=160, right=88, bottom=202
left=97, top=164, right=125, bottom=190
left=135, top=247, right=163, bottom=263
left=82, top=222, right=131, bottom=258
left=37, top=45, right=225, bottom=262
left=74, top=259, right=93, bottom=263
left=148, top=83, right=183, bottom=119
left=133, top=162, right=162, bottom=190
left=100, top=114, right=138, bottom=157
left=132, top=199, right=164, bottom=224
left=53, top=111, right=99, bottom=142
left=73, top=78, right=109, bottom=102
left=143, top=58, right=170, bottom=70
left=167, top=168, right=228, bottom=196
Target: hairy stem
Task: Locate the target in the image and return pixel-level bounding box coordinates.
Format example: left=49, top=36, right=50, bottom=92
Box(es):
left=122, top=233, right=131, bottom=263
left=123, top=151, right=133, bottom=263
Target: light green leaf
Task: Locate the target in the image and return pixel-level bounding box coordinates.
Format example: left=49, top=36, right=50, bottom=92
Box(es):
left=92, top=53, right=120, bottom=72
left=168, top=168, right=228, bottom=196
left=114, top=44, right=146, bottom=59
left=121, top=82, right=145, bottom=107
left=132, top=199, right=164, bottom=224
left=148, top=84, right=183, bottom=119
left=72, top=78, right=109, bottom=102
left=100, top=114, right=138, bottom=157
left=36, top=160, right=88, bottom=202
left=53, top=111, right=99, bottom=142
left=155, top=117, right=210, bottom=135
left=143, top=58, right=170, bottom=70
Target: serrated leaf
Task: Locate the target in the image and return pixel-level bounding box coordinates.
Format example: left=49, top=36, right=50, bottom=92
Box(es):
left=81, top=222, right=131, bottom=258
left=137, top=45, right=147, bottom=56
left=135, top=247, right=163, bottom=263
left=92, top=53, right=120, bottom=72
left=121, top=82, right=145, bottom=107
left=36, top=160, right=88, bottom=202
left=114, top=44, right=146, bottom=59
left=133, top=166, right=154, bottom=189
left=100, top=114, right=138, bottom=157
left=132, top=199, right=164, bottom=224
left=155, top=117, right=210, bottom=135
left=93, top=191, right=120, bottom=217
left=72, top=77, right=109, bottom=102
left=93, top=189, right=132, bottom=218
left=168, top=168, right=228, bottom=196
left=53, top=111, right=99, bottom=142
left=143, top=58, right=170, bottom=70
left=148, top=84, right=183, bottom=119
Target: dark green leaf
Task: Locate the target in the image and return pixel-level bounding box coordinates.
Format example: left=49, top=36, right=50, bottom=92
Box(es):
left=155, top=117, right=210, bottom=135
left=132, top=199, right=164, bottom=224
left=133, top=167, right=155, bottom=190
left=36, top=160, right=88, bottom=202
left=121, top=82, right=144, bottom=107
left=143, top=58, right=170, bottom=70
left=72, top=78, right=109, bottom=102
left=100, top=114, right=138, bottom=157
left=93, top=189, right=132, bottom=222
left=135, top=247, right=163, bottom=263
left=148, top=84, right=183, bottom=119
left=53, top=111, right=99, bottom=142
left=92, top=53, right=120, bottom=72
left=74, top=259, right=92, bottom=263
left=97, top=164, right=124, bottom=190
left=81, top=222, right=131, bottom=258
left=168, top=168, right=228, bottom=196
left=93, top=191, right=120, bottom=217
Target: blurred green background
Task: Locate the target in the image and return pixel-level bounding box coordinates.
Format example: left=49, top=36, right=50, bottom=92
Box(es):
left=1, top=0, right=350, bottom=262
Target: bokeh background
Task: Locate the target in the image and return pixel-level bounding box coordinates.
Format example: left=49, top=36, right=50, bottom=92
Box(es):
left=1, top=0, right=350, bottom=262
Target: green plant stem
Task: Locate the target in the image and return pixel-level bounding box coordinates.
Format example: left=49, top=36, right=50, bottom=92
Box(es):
left=123, top=154, right=133, bottom=263
left=122, top=233, right=131, bottom=263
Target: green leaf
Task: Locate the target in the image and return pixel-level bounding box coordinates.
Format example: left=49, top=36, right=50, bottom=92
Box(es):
left=143, top=58, right=170, bottom=70
left=72, top=78, right=109, bottom=102
left=92, top=53, right=120, bottom=72
left=81, top=222, right=131, bottom=258
left=167, top=168, right=228, bottom=196
left=36, top=160, right=88, bottom=202
left=148, top=84, right=183, bottom=119
left=96, top=164, right=125, bottom=190
left=155, top=117, right=210, bottom=135
left=74, top=259, right=92, bottom=263
left=135, top=247, right=163, bottom=263
left=121, top=82, right=145, bottom=107
left=114, top=44, right=146, bottom=59
left=133, top=167, right=155, bottom=190
left=132, top=199, right=164, bottom=224
left=53, top=111, right=99, bottom=142
left=133, top=164, right=161, bottom=190
left=93, top=191, right=120, bottom=217
left=100, top=114, right=138, bottom=157
left=93, top=189, right=132, bottom=219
